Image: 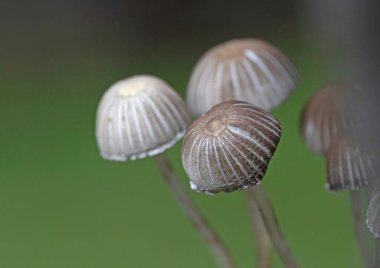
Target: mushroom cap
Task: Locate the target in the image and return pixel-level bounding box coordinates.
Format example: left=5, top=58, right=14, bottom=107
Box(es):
left=96, top=75, right=191, bottom=161
left=326, top=138, right=374, bottom=191
left=187, top=38, right=298, bottom=116
left=181, top=101, right=281, bottom=194
left=366, top=188, right=380, bottom=238
left=301, top=81, right=357, bottom=155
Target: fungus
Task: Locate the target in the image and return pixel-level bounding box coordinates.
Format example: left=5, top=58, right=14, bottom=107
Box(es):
left=181, top=101, right=297, bottom=268
left=96, top=75, right=236, bottom=268
left=187, top=38, right=298, bottom=116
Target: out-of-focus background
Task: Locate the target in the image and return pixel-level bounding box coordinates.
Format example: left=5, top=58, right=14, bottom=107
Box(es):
left=0, top=1, right=378, bottom=267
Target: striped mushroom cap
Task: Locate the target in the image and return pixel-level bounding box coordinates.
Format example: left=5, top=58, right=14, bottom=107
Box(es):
left=181, top=101, right=281, bottom=194
left=96, top=75, right=191, bottom=161
left=366, top=188, right=380, bottom=238
left=301, top=81, right=356, bottom=155
left=326, top=138, right=374, bottom=191
left=187, top=38, right=298, bottom=116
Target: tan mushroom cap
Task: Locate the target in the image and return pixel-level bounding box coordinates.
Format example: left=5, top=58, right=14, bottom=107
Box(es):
left=96, top=75, right=191, bottom=161
left=181, top=101, right=281, bottom=194
left=187, top=38, right=298, bottom=116
left=301, top=81, right=358, bottom=155
left=326, top=138, right=374, bottom=191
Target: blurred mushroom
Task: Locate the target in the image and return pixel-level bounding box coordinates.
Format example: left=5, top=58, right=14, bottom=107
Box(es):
left=187, top=38, right=298, bottom=116
left=326, top=138, right=374, bottom=192
left=96, top=75, right=236, bottom=268
left=301, top=81, right=372, bottom=267
left=182, top=101, right=297, bottom=268
left=301, top=81, right=356, bottom=155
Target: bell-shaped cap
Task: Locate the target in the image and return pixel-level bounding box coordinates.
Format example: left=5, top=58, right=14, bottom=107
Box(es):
left=96, top=75, right=191, bottom=161
left=301, top=81, right=358, bottom=155
left=181, top=101, right=281, bottom=194
left=187, top=38, right=298, bottom=116
left=326, top=138, right=374, bottom=191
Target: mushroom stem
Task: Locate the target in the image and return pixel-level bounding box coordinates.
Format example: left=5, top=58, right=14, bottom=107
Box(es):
left=154, top=154, right=237, bottom=268
left=350, top=191, right=372, bottom=268
left=247, top=186, right=298, bottom=268
left=247, top=193, right=272, bottom=268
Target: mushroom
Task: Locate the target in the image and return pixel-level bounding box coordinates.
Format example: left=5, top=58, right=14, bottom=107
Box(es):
left=96, top=75, right=236, bottom=268
left=181, top=101, right=297, bottom=268
left=301, top=81, right=373, bottom=267
left=326, top=138, right=374, bottom=192
left=301, top=81, right=356, bottom=155
left=187, top=38, right=298, bottom=116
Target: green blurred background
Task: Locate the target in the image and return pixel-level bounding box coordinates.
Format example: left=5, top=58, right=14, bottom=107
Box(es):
left=0, top=1, right=368, bottom=267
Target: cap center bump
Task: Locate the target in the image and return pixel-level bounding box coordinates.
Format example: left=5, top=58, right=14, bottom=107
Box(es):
left=117, top=80, right=146, bottom=97
left=206, top=116, right=227, bottom=136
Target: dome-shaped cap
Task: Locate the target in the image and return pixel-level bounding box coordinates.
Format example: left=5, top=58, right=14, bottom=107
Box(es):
left=181, top=101, right=281, bottom=194
left=326, top=138, right=374, bottom=191
left=301, top=82, right=357, bottom=155
left=366, top=188, right=380, bottom=238
left=96, top=75, right=191, bottom=161
left=187, top=38, right=298, bottom=116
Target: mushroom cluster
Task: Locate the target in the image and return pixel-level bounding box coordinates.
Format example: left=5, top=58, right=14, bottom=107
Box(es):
left=301, top=81, right=378, bottom=267
left=95, top=38, right=300, bottom=268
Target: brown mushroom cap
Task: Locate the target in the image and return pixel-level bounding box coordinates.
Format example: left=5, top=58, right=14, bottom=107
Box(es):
left=301, top=81, right=357, bottom=155
left=96, top=75, right=191, bottom=161
left=187, top=38, right=298, bottom=116
left=181, top=101, right=281, bottom=194
left=326, top=138, right=375, bottom=191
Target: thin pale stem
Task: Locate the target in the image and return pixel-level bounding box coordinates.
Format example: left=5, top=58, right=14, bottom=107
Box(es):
left=350, top=191, right=372, bottom=268
left=154, top=154, right=237, bottom=268
left=247, top=186, right=298, bottom=268
left=247, top=193, right=272, bottom=268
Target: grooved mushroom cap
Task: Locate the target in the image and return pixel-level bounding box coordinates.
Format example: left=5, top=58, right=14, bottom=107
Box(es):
left=366, top=188, right=380, bottom=238
left=181, top=101, right=281, bottom=194
left=96, top=75, right=191, bottom=161
left=301, top=82, right=357, bottom=155
left=187, top=38, right=298, bottom=116
left=326, top=138, right=374, bottom=191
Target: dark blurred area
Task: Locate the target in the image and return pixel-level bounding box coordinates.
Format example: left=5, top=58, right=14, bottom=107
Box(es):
left=0, top=0, right=299, bottom=72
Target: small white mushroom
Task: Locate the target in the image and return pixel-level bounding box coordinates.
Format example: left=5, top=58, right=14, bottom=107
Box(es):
left=187, top=38, right=298, bottom=116
left=96, top=75, right=191, bottom=161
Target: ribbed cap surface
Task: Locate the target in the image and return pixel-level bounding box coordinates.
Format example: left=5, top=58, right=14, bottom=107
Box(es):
left=301, top=82, right=356, bottom=155
left=326, top=138, right=374, bottom=191
left=96, top=75, right=191, bottom=161
left=187, top=38, right=298, bottom=116
left=181, top=101, right=281, bottom=194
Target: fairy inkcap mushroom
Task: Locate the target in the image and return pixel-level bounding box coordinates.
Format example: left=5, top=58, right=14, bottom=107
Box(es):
left=181, top=100, right=298, bottom=268
left=181, top=100, right=281, bottom=194
left=326, top=138, right=375, bottom=191
left=301, top=81, right=357, bottom=155
left=96, top=75, right=191, bottom=161
left=187, top=38, right=298, bottom=116
left=95, top=75, right=236, bottom=268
